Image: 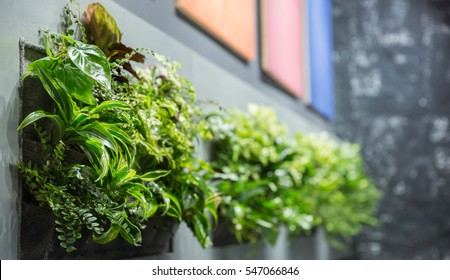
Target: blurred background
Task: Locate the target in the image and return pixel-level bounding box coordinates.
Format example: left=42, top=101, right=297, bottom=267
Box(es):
left=1, top=0, right=450, bottom=259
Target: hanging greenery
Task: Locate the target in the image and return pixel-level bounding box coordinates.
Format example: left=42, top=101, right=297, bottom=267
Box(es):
left=209, top=104, right=314, bottom=245
left=210, top=104, right=380, bottom=248
left=17, top=1, right=380, bottom=255
left=18, top=1, right=219, bottom=252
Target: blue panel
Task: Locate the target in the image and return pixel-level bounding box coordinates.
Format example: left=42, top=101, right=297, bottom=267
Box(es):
left=308, top=0, right=334, bottom=119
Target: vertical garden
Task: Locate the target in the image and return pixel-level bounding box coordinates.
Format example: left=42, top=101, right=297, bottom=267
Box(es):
left=16, top=2, right=380, bottom=259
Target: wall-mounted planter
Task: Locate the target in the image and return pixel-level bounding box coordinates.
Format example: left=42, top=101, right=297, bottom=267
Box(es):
left=17, top=39, right=177, bottom=259
left=212, top=216, right=240, bottom=247
left=19, top=201, right=177, bottom=259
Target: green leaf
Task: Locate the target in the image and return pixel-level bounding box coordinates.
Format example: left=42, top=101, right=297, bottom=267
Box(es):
left=89, top=100, right=131, bottom=114
left=206, top=202, right=219, bottom=228
left=65, top=164, right=97, bottom=181
left=27, top=57, right=53, bottom=76
left=41, top=35, right=57, bottom=58
left=66, top=246, right=77, bottom=253
left=92, top=224, right=120, bottom=244
left=125, top=186, right=156, bottom=219
left=189, top=213, right=212, bottom=248
left=68, top=43, right=111, bottom=90
left=103, top=123, right=133, bottom=148
left=54, top=61, right=96, bottom=105
left=76, top=139, right=110, bottom=181
left=121, top=182, right=152, bottom=197
left=181, top=190, right=197, bottom=211
left=76, top=122, right=119, bottom=152
left=112, top=161, right=136, bottom=186
left=70, top=112, right=99, bottom=128
left=109, top=213, right=142, bottom=245
left=160, top=190, right=182, bottom=216
left=18, top=110, right=65, bottom=140
left=139, top=170, right=171, bottom=182
left=35, top=65, right=74, bottom=124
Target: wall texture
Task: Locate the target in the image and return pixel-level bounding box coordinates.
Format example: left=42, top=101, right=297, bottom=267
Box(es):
left=0, top=0, right=329, bottom=259
left=333, top=0, right=450, bottom=259
left=0, top=0, right=71, bottom=260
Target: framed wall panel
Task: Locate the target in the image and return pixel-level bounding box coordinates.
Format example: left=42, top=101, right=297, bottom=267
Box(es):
left=176, top=0, right=256, bottom=61
left=308, top=0, right=334, bottom=119
left=261, top=0, right=308, bottom=98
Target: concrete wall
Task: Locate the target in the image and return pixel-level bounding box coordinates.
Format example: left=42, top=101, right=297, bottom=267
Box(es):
left=0, top=0, right=329, bottom=259
left=333, top=0, right=450, bottom=259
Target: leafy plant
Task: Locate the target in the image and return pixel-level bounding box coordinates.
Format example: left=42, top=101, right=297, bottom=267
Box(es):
left=116, top=53, right=219, bottom=247
left=18, top=28, right=176, bottom=252
left=18, top=1, right=219, bottom=253
left=292, top=133, right=381, bottom=248
left=210, top=104, right=380, bottom=249
left=210, top=104, right=313, bottom=245
left=79, top=2, right=220, bottom=247
left=81, top=2, right=145, bottom=81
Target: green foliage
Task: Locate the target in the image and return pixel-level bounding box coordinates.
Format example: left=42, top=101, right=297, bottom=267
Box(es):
left=210, top=104, right=309, bottom=245
left=18, top=1, right=379, bottom=254
left=120, top=53, right=219, bottom=247
left=82, top=2, right=145, bottom=81
left=82, top=2, right=121, bottom=57
left=18, top=2, right=218, bottom=253
left=292, top=133, right=381, bottom=248
left=81, top=2, right=219, bottom=247
left=18, top=29, right=169, bottom=251
left=211, top=104, right=380, bottom=249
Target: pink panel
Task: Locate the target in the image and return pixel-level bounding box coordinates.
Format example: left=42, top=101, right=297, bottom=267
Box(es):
left=261, top=0, right=306, bottom=98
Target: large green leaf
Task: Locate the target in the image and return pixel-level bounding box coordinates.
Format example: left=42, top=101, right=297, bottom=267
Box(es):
left=76, top=139, right=110, bottom=181
left=109, top=213, right=142, bottom=245
left=26, top=57, right=53, bottom=77
left=125, top=185, right=157, bottom=219
left=76, top=121, right=119, bottom=152
left=35, top=65, right=74, bottom=124
left=18, top=110, right=65, bottom=140
left=103, top=123, right=133, bottom=147
left=68, top=43, right=111, bottom=90
left=92, top=224, right=120, bottom=244
left=70, top=112, right=99, bottom=128
left=54, top=61, right=96, bottom=105
left=189, top=213, right=212, bottom=248
left=90, top=100, right=131, bottom=114
left=139, top=170, right=171, bottom=182
left=160, top=190, right=182, bottom=216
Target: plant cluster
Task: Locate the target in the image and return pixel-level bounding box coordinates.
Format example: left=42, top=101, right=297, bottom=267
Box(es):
left=292, top=133, right=380, bottom=247
left=210, top=104, right=380, bottom=247
left=18, top=2, right=218, bottom=252
left=18, top=1, right=380, bottom=254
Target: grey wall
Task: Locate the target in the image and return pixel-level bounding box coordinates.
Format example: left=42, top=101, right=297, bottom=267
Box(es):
left=0, top=0, right=71, bottom=260
left=0, top=0, right=329, bottom=259
left=334, top=0, right=450, bottom=259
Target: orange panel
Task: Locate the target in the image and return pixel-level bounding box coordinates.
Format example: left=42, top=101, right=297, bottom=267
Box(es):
left=176, top=0, right=256, bottom=61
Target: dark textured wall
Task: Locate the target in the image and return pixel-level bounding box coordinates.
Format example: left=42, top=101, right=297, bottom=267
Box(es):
left=333, top=0, right=450, bottom=259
